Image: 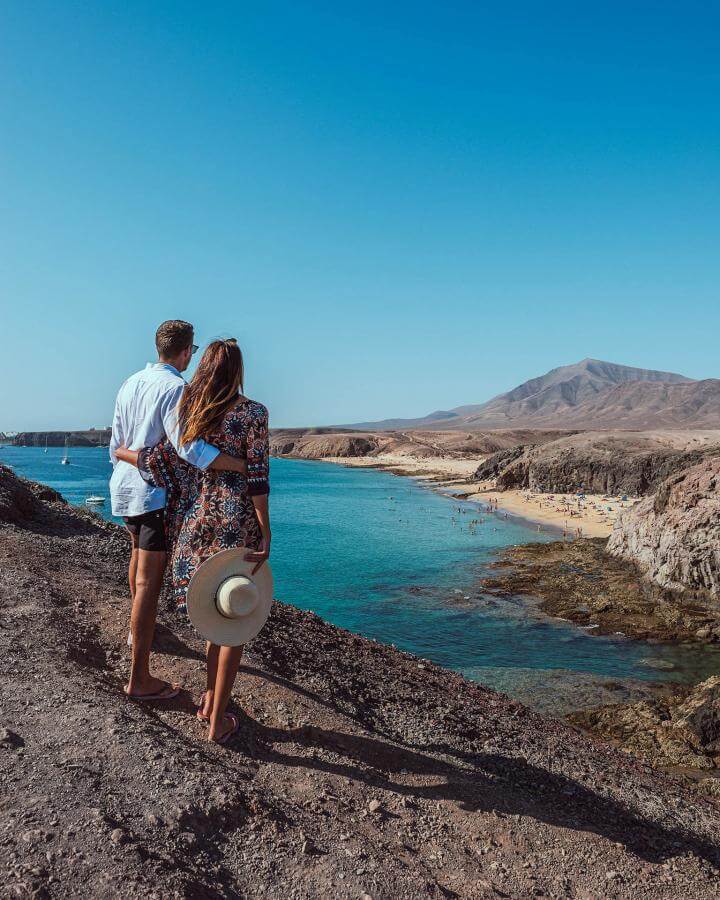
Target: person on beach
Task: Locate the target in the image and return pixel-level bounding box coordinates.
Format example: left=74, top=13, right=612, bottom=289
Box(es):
left=110, top=321, right=248, bottom=703
left=114, top=339, right=270, bottom=744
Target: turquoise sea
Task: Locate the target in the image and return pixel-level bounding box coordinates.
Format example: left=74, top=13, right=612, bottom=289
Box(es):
left=3, top=445, right=718, bottom=712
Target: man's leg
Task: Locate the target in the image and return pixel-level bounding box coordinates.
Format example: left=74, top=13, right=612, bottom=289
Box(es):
left=126, top=548, right=168, bottom=695
left=127, top=538, right=138, bottom=647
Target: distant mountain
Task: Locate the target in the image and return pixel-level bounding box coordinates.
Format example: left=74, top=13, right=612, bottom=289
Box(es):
left=344, top=359, right=718, bottom=430
left=550, top=378, right=720, bottom=429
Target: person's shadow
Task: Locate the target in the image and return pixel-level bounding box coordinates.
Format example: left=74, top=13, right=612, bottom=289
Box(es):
left=219, top=670, right=720, bottom=870
left=140, top=621, right=720, bottom=869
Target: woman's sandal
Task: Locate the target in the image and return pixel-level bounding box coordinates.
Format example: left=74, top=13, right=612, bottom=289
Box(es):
left=197, top=692, right=211, bottom=726
left=211, top=713, right=239, bottom=745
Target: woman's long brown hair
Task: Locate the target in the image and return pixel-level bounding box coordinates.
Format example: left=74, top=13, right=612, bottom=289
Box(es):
left=179, top=339, right=244, bottom=445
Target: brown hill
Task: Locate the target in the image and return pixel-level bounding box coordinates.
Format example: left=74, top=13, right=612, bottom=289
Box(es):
left=345, top=359, right=719, bottom=431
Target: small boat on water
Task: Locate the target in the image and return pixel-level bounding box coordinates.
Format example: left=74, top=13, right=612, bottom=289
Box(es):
left=61, top=437, right=70, bottom=465
left=44, top=436, right=48, bottom=453
left=85, top=496, right=105, bottom=505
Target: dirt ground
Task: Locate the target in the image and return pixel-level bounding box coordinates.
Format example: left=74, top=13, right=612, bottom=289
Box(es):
left=3, top=480, right=720, bottom=898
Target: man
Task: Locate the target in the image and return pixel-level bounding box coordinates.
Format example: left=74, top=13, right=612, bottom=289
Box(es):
left=110, top=320, right=246, bottom=700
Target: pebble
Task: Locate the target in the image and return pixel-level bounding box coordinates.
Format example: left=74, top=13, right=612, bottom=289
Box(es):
left=368, top=800, right=382, bottom=814
left=109, top=828, right=128, bottom=845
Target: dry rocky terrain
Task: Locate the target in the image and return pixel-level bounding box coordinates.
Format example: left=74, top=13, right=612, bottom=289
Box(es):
left=4, top=466, right=720, bottom=897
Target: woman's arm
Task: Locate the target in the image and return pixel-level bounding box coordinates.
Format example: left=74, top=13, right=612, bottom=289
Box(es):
left=114, top=445, right=246, bottom=473
left=242, top=404, right=271, bottom=574
left=246, top=494, right=271, bottom=575
left=161, top=392, right=247, bottom=474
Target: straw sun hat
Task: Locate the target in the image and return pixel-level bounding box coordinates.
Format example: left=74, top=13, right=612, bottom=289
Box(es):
left=186, top=548, right=273, bottom=647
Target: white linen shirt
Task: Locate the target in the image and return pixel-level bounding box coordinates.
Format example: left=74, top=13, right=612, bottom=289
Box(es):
left=109, top=363, right=220, bottom=517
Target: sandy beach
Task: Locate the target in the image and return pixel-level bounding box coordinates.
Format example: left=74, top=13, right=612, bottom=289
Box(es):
left=320, top=453, right=635, bottom=538
left=455, top=484, right=635, bottom=538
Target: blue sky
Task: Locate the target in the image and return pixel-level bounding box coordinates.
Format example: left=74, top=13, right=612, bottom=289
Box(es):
left=1, top=1, right=718, bottom=430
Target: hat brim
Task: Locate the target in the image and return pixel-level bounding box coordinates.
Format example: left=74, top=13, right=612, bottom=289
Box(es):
left=186, top=548, right=273, bottom=647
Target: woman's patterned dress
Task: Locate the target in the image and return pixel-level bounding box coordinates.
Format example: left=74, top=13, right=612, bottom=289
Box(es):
left=138, top=398, right=270, bottom=611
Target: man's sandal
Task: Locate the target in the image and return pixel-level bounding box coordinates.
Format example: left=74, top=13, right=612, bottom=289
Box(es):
left=124, top=682, right=181, bottom=701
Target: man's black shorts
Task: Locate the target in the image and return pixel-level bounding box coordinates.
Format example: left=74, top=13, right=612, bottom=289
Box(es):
left=123, top=509, right=167, bottom=552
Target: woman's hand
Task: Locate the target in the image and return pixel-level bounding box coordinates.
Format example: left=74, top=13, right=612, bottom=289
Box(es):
left=245, top=529, right=271, bottom=575
left=247, top=493, right=270, bottom=574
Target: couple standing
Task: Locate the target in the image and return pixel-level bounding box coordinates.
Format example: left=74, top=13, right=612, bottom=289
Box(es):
left=109, top=320, right=270, bottom=744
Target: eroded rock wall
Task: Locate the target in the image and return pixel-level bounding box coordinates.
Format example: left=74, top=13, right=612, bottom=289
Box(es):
left=607, top=457, right=720, bottom=597
left=474, top=436, right=717, bottom=497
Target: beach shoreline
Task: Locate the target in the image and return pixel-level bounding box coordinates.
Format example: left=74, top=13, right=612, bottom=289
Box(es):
left=316, top=453, right=633, bottom=538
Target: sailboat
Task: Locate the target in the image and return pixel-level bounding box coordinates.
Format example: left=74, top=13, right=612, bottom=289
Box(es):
left=44, top=435, right=48, bottom=453
left=61, top=437, right=70, bottom=465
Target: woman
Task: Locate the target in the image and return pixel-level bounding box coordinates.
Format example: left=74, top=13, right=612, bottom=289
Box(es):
left=115, top=339, right=270, bottom=744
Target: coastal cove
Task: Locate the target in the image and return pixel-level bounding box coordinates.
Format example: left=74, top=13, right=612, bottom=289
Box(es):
left=2, top=444, right=718, bottom=714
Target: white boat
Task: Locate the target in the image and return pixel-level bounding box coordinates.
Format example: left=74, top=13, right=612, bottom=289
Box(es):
left=85, top=496, right=105, bottom=505
left=61, top=437, right=70, bottom=465
left=44, top=435, right=48, bottom=453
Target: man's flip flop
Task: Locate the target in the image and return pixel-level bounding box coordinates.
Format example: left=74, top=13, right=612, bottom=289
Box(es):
left=124, top=682, right=181, bottom=701
left=213, top=713, right=239, bottom=745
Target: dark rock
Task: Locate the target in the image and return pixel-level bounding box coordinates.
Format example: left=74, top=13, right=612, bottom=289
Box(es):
left=0, top=727, right=24, bottom=749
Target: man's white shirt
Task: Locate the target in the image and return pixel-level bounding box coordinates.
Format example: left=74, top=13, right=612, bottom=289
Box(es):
left=109, top=363, right=220, bottom=517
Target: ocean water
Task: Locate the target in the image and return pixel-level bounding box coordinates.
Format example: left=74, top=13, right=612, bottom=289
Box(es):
left=3, top=445, right=718, bottom=711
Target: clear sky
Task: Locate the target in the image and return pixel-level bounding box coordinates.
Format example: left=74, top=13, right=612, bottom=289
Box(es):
left=1, top=1, right=718, bottom=431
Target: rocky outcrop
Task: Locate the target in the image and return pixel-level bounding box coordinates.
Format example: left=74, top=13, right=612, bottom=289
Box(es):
left=473, top=432, right=719, bottom=496
left=270, top=432, right=379, bottom=459
left=12, top=428, right=111, bottom=447
left=608, top=457, right=720, bottom=597
left=570, top=677, right=720, bottom=771
left=482, top=538, right=720, bottom=642
left=472, top=444, right=528, bottom=482
left=0, top=464, right=65, bottom=524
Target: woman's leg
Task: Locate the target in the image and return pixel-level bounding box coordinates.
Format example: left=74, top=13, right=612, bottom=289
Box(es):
left=201, top=642, right=220, bottom=718
left=208, top=644, right=244, bottom=742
